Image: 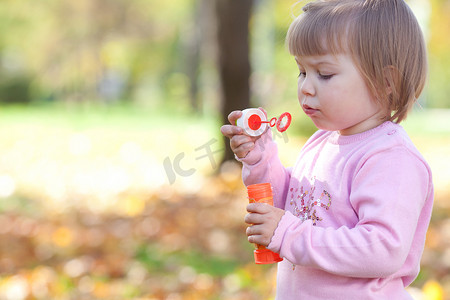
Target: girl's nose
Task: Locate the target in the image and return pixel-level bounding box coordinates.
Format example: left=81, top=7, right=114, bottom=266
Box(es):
left=299, top=76, right=315, bottom=96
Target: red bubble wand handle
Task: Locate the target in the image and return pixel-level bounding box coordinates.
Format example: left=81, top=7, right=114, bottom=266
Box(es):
left=247, top=183, right=283, bottom=264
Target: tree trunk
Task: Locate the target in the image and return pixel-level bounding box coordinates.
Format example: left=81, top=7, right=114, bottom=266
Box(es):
left=185, top=0, right=203, bottom=113
left=216, top=0, right=253, bottom=163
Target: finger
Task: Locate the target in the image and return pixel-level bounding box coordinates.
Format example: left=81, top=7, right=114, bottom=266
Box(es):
left=248, top=234, right=270, bottom=247
left=244, top=212, right=265, bottom=225
left=220, top=125, right=243, bottom=138
left=234, top=146, right=255, bottom=159
left=230, top=137, right=255, bottom=159
left=246, top=203, right=271, bottom=214
left=228, top=110, right=243, bottom=125
left=246, top=224, right=264, bottom=237
left=230, top=135, right=254, bottom=150
left=247, top=229, right=270, bottom=246
left=246, top=225, right=253, bottom=237
left=248, top=235, right=261, bottom=244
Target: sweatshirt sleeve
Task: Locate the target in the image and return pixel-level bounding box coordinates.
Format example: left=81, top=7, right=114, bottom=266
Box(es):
left=268, top=147, right=433, bottom=278
left=238, top=129, right=291, bottom=209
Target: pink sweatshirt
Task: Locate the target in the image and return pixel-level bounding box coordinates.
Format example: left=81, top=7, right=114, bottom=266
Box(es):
left=240, top=121, right=433, bottom=299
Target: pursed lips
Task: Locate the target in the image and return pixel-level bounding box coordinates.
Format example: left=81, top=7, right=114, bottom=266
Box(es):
left=302, top=104, right=319, bottom=116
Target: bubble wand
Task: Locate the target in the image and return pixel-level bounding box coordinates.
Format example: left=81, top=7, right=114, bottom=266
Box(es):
left=236, top=108, right=292, bottom=137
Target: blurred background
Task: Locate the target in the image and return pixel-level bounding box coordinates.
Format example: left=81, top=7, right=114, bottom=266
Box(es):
left=0, top=0, right=449, bottom=299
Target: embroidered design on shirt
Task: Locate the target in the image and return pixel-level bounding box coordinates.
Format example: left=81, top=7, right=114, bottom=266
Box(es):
left=289, top=177, right=332, bottom=226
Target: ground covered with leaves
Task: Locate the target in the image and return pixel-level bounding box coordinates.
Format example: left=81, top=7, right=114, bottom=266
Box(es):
left=0, top=166, right=281, bottom=300
left=0, top=167, right=449, bottom=299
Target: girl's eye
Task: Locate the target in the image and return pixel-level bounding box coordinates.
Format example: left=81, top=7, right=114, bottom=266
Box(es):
left=298, top=71, right=306, bottom=78
left=319, top=73, right=333, bottom=80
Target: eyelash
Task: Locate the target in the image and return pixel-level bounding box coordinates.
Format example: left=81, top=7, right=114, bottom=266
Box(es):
left=298, top=71, right=333, bottom=80
left=319, top=74, right=333, bottom=80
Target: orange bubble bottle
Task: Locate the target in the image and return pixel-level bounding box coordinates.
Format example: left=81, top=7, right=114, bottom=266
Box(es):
left=247, top=183, right=283, bottom=264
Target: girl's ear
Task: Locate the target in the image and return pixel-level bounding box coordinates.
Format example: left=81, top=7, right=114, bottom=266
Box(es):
left=383, top=65, right=400, bottom=97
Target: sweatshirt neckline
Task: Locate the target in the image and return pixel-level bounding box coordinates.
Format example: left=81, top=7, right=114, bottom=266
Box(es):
left=328, top=121, right=393, bottom=145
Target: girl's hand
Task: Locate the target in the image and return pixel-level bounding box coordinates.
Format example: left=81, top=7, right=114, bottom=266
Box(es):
left=244, top=203, right=285, bottom=247
left=220, top=109, right=265, bottom=159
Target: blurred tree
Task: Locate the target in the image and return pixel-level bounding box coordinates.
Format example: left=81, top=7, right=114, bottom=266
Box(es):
left=216, top=0, right=253, bottom=162
left=0, top=0, right=447, bottom=111
left=182, top=0, right=219, bottom=114
left=0, top=74, right=32, bottom=104
left=0, top=0, right=195, bottom=105
left=184, top=0, right=202, bottom=112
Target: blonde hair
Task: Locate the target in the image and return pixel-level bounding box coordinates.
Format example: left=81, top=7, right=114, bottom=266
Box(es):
left=287, top=0, right=427, bottom=123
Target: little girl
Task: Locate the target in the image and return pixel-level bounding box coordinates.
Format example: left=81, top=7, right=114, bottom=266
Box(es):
left=221, top=0, right=434, bottom=299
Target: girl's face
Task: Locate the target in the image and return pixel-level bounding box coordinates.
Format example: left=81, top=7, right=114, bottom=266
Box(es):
left=296, top=53, right=387, bottom=135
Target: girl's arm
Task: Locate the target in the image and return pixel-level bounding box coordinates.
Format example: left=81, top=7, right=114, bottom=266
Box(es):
left=268, top=148, right=433, bottom=278
left=239, top=129, right=291, bottom=209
